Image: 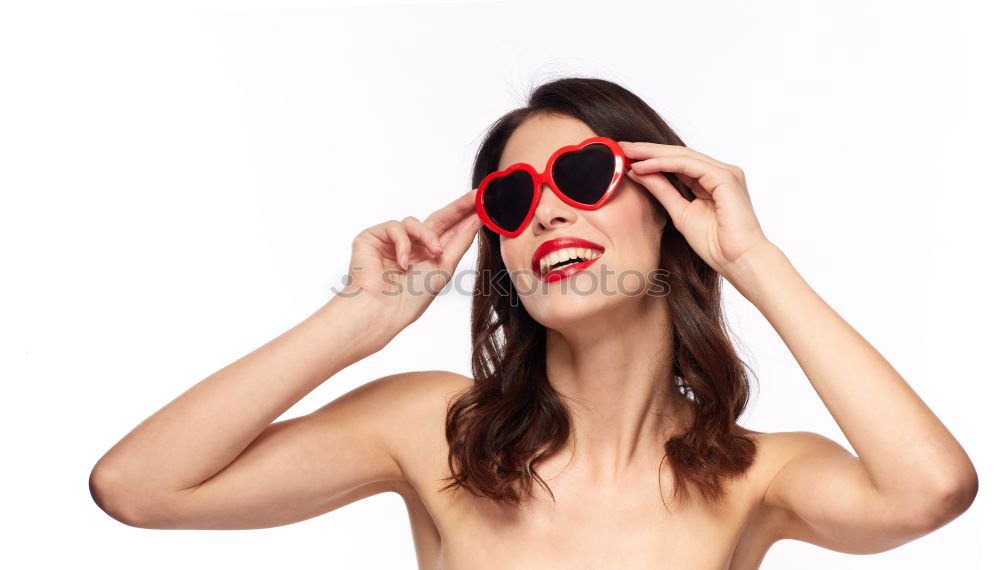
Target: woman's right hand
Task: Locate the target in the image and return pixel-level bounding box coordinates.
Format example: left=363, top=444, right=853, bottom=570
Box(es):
left=338, top=187, right=482, bottom=332
left=90, top=188, right=483, bottom=529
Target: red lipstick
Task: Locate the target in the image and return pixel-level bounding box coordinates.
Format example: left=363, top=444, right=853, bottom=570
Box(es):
left=531, top=236, right=606, bottom=283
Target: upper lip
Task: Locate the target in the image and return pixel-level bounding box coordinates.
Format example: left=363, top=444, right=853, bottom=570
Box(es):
left=531, top=236, right=606, bottom=276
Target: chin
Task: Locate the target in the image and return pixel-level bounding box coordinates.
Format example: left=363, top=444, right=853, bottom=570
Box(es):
left=522, top=286, right=622, bottom=331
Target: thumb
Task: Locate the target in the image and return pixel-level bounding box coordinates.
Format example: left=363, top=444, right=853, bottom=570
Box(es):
left=627, top=170, right=688, bottom=229
left=438, top=213, right=482, bottom=271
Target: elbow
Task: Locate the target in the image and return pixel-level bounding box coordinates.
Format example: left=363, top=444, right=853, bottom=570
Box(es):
left=940, top=467, right=979, bottom=519
left=89, top=465, right=168, bottom=529
left=911, top=466, right=979, bottom=532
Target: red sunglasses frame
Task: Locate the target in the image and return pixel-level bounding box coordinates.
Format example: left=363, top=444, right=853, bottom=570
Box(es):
left=475, top=135, right=634, bottom=237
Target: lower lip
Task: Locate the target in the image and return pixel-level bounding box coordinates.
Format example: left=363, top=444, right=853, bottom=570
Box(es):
left=540, top=257, right=600, bottom=283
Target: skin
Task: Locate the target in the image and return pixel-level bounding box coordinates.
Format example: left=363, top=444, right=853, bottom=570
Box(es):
left=496, top=114, right=692, bottom=479
left=90, top=113, right=978, bottom=569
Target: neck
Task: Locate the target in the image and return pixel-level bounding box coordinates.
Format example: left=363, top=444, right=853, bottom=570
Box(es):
left=544, top=292, right=693, bottom=483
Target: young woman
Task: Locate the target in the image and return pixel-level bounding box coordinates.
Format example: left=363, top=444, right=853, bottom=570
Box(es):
left=89, top=77, right=978, bottom=569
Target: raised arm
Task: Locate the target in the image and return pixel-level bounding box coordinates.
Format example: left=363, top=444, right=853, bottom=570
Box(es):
left=89, top=189, right=482, bottom=529
left=731, top=244, right=978, bottom=553
left=619, top=140, right=978, bottom=554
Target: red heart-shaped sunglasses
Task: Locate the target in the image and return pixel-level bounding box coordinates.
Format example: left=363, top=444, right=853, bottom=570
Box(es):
left=475, top=136, right=634, bottom=237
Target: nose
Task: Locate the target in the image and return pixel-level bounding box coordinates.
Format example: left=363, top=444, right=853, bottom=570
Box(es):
left=531, top=184, right=577, bottom=234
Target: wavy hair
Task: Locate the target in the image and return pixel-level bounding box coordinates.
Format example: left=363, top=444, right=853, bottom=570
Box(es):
left=439, top=76, right=758, bottom=510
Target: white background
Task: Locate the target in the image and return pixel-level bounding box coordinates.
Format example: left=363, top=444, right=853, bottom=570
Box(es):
left=1, top=0, right=996, bottom=567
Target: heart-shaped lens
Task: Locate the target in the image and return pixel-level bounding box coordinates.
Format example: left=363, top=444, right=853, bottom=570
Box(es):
left=481, top=169, right=535, bottom=233
left=551, top=143, right=615, bottom=205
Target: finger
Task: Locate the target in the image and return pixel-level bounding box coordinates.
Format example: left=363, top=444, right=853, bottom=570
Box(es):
left=423, top=188, right=478, bottom=234
left=625, top=170, right=689, bottom=229
left=439, top=210, right=473, bottom=246
left=675, top=172, right=699, bottom=190
left=628, top=155, right=737, bottom=197
left=383, top=221, right=411, bottom=270
left=620, top=141, right=730, bottom=168
left=669, top=171, right=707, bottom=200
left=628, top=158, right=714, bottom=201
left=438, top=212, right=482, bottom=269
left=620, top=141, right=743, bottom=180
left=636, top=168, right=711, bottom=201
left=402, top=216, right=444, bottom=256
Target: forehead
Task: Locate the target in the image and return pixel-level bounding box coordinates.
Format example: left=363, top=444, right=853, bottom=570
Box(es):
left=498, top=113, right=598, bottom=172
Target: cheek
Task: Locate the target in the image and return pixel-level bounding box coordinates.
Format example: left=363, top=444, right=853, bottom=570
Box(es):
left=499, top=237, right=528, bottom=271
left=617, top=180, right=664, bottom=229
left=601, top=181, right=651, bottom=224
left=499, top=239, right=514, bottom=269
left=598, top=189, right=663, bottom=266
left=499, top=238, right=538, bottom=293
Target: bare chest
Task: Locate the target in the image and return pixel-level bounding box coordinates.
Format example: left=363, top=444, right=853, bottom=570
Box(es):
left=396, top=455, right=778, bottom=570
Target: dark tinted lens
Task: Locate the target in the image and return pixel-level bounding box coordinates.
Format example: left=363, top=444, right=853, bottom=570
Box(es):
left=482, top=169, right=535, bottom=232
left=551, top=143, right=615, bottom=205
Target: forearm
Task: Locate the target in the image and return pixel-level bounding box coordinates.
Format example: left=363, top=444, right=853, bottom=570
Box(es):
left=727, top=243, right=976, bottom=502
left=92, top=292, right=398, bottom=497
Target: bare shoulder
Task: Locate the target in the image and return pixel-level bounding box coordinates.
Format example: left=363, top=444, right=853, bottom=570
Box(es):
left=378, top=370, right=473, bottom=415
left=314, top=369, right=470, bottom=427
left=352, top=370, right=473, bottom=484
left=743, top=428, right=853, bottom=471
left=711, top=426, right=852, bottom=556
left=738, top=426, right=848, bottom=455
left=358, top=369, right=471, bottom=403
left=345, top=369, right=472, bottom=429
left=383, top=368, right=473, bottom=418
left=735, top=426, right=852, bottom=485
left=733, top=426, right=856, bottom=526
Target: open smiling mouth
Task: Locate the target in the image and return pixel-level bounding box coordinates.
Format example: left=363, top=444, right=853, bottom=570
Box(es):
left=532, top=237, right=606, bottom=283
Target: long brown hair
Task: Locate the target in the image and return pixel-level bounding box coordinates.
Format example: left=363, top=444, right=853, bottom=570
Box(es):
left=440, top=76, right=758, bottom=510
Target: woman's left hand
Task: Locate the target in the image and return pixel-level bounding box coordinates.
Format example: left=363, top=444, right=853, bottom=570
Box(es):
left=619, top=141, right=773, bottom=278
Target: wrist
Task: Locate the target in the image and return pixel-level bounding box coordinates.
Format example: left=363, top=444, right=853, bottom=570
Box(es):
left=723, top=241, right=791, bottom=298
left=312, top=292, right=404, bottom=362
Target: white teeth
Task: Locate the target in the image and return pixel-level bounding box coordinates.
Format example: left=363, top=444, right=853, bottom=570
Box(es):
left=537, top=247, right=603, bottom=274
